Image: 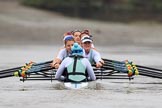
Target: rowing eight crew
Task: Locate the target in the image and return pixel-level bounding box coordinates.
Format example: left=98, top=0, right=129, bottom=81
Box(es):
left=51, top=30, right=104, bottom=82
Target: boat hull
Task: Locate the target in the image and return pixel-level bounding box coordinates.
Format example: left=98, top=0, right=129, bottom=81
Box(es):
left=55, top=81, right=97, bottom=90
left=64, top=82, right=88, bottom=89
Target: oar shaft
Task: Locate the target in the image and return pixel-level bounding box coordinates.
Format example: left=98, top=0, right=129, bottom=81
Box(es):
left=0, top=60, right=52, bottom=74
left=0, top=67, right=21, bottom=73
left=0, top=74, right=14, bottom=78
left=138, top=68, right=162, bottom=75
left=0, top=64, right=52, bottom=76
left=0, top=60, right=53, bottom=78
left=139, top=72, right=162, bottom=79
left=137, top=65, right=162, bottom=72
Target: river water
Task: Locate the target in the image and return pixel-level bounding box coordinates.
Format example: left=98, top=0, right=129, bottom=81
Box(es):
left=0, top=45, right=162, bottom=108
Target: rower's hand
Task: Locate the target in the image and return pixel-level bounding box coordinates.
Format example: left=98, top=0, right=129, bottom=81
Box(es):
left=54, top=63, right=60, bottom=69
left=100, top=59, right=105, bottom=64
left=96, top=60, right=104, bottom=68
left=51, top=62, right=60, bottom=69
left=96, top=62, right=103, bottom=68
left=51, top=62, right=55, bottom=67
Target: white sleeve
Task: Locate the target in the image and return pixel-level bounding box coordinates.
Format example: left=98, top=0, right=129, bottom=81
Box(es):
left=92, top=50, right=102, bottom=63
left=55, top=58, right=68, bottom=79
left=56, top=49, right=66, bottom=61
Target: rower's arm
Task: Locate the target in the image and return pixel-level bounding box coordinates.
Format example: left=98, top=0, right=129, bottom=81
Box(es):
left=93, top=50, right=102, bottom=63
left=51, top=58, right=61, bottom=68
left=92, top=50, right=103, bottom=68
left=51, top=49, right=65, bottom=68
left=55, top=59, right=67, bottom=79
left=83, top=59, right=96, bottom=81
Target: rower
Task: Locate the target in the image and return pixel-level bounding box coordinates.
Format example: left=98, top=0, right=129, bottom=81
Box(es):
left=80, top=29, right=95, bottom=48
left=81, top=35, right=104, bottom=68
left=51, top=35, right=75, bottom=69
left=51, top=30, right=82, bottom=69
left=55, top=43, right=96, bottom=82
left=71, top=30, right=82, bottom=45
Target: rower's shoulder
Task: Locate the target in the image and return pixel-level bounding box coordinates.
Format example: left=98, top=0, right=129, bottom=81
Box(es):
left=62, top=57, right=72, bottom=63
left=58, top=47, right=66, bottom=51
left=57, top=48, right=67, bottom=54
left=81, top=57, right=91, bottom=63
left=91, top=48, right=100, bottom=53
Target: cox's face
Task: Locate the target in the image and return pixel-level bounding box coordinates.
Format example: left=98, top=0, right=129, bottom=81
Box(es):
left=65, top=40, right=74, bottom=52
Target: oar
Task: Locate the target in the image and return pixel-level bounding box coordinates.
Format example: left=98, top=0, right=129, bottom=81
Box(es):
left=0, top=63, right=51, bottom=75
left=0, top=60, right=52, bottom=76
left=102, top=64, right=127, bottom=72
left=0, top=73, right=14, bottom=78
left=103, top=58, right=162, bottom=72
left=0, top=60, right=53, bottom=78
left=15, top=64, right=55, bottom=78
left=138, top=68, right=162, bottom=79
left=104, top=59, right=162, bottom=75
left=102, top=58, right=162, bottom=79
left=0, top=60, right=52, bottom=74
left=105, top=60, right=162, bottom=74
left=0, top=66, right=21, bottom=73
left=0, top=66, right=54, bottom=79
left=136, top=64, right=162, bottom=72
left=0, top=64, right=52, bottom=78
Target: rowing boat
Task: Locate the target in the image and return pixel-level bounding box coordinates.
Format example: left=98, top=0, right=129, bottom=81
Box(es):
left=1, top=58, right=162, bottom=90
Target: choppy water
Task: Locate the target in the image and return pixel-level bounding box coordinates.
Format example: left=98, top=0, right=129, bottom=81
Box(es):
left=0, top=45, right=162, bottom=108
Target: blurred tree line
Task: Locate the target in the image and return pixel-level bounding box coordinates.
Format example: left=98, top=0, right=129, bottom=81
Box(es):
left=21, top=0, right=162, bottom=22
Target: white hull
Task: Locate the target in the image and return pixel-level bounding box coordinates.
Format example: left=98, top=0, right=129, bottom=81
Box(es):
left=64, top=82, right=89, bottom=89
left=54, top=81, right=97, bottom=90
left=54, top=81, right=98, bottom=90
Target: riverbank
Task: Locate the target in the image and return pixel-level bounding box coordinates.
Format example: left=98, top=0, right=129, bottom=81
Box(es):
left=0, top=0, right=162, bottom=47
